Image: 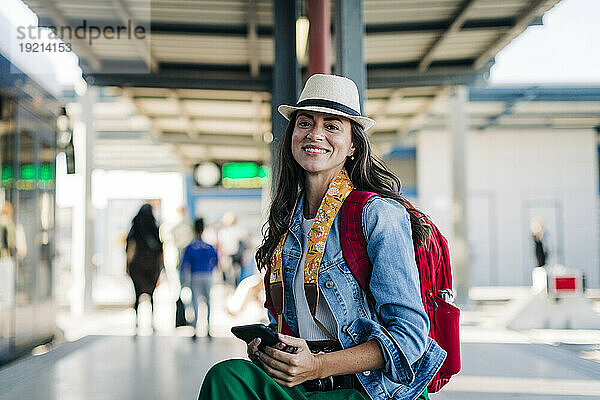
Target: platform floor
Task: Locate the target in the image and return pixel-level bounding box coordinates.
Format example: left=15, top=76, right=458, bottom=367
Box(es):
left=1, top=334, right=599, bottom=400
left=1, top=284, right=599, bottom=399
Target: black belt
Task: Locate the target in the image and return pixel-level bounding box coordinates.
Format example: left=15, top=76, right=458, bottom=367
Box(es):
left=302, top=340, right=364, bottom=392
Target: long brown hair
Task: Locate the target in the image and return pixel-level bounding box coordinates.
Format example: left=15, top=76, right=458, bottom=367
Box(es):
left=255, top=112, right=431, bottom=271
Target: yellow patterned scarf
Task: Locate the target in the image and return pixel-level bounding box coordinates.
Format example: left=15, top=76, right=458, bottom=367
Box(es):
left=269, top=168, right=354, bottom=332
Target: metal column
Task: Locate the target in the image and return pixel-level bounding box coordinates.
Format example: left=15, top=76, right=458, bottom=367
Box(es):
left=334, top=0, right=366, bottom=112
left=72, top=86, right=95, bottom=315
left=449, top=86, right=470, bottom=306
left=271, top=0, right=300, bottom=174
left=308, top=0, right=331, bottom=76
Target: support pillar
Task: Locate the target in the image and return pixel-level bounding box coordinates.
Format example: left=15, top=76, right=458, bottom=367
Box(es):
left=334, top=0, right=366, bottom=112
left=71, top=86, right=95, bottom=315
left=271, top=0, right=300, bottom=176
left=308, top=0, right=331, bottom=76
left=449, top=86, right=470, bottom=306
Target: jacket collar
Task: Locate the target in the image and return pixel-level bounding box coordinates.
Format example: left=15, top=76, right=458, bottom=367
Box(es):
left=289, top=191, right=305, bottom=233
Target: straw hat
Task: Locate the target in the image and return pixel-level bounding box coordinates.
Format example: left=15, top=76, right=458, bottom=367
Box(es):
left=278, top=74, right=376, bottom=131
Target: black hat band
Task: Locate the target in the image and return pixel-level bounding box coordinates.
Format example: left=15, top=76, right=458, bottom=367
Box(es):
left=295, top=99, right=361, bottom=117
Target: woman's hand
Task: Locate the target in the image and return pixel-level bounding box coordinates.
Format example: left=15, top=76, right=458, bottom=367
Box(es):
left=247, top=338, right=262, bottom=367
left=257, top=334, right=323, bottom=387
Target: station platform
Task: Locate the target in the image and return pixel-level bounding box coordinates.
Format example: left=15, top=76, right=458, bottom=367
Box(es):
left=0, top=286, right=599, bottom=400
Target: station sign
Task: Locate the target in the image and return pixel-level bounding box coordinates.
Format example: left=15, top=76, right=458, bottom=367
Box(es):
left=221, top=162, right=269, bottom=189
left=193, top=162, right=269, bottom=189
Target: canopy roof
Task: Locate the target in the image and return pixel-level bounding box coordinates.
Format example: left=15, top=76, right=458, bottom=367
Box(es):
left=19, top=0, right=568, bottom=171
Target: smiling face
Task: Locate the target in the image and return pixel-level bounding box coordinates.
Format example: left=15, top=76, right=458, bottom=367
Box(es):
left=290, top=111, right=355, bottom=180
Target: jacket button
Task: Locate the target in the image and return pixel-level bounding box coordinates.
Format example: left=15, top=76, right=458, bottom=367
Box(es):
left=341, top=325, right=348, bottom=333
left=325, top=280, right=334, bottom=289
left=362, top=371, right=371, bottom=376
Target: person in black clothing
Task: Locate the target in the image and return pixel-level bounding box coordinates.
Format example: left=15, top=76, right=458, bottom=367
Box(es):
left=531, top=219, right=549, bottom=268
left=126, top=203, right=164, bottom=331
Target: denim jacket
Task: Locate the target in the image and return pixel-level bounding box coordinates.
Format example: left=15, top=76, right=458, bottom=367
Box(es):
left=268, top=194, right=446, bottom=400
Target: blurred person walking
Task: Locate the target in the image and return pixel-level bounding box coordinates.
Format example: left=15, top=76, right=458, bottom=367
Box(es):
left=180, top=218, right=218, bottom=340
left=217, top=212, right=244, bottom=286
left=531, top=219, right=550, bottom=268
left=126, top=203, right=164, bottom=332
left=169, top=206, right=194, bottom=269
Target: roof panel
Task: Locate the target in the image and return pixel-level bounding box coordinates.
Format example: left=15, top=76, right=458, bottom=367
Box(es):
left=468, top=0, right=531, bottom=19
left=150, top=35, right=273, bottom=64
left=150, top=0, right=272, bottom=25
left=365, top=33, right=436, bottom=63
left=431, top=30, right=507, bottom=59
left=364, top=0, right=459, bottom=24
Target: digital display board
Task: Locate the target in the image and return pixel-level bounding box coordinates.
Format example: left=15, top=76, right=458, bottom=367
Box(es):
left=221, top=162, right=269, bottom=188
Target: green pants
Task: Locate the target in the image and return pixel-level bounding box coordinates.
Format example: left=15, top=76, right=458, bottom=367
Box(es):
left=198, top=359, right=429, bottom=400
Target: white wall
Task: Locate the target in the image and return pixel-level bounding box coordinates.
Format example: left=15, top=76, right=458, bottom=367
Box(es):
left=417, top=129, right=599, bottom=287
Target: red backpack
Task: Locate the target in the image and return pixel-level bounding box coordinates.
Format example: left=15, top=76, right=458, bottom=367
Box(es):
left=340, top=190, right=460, bottom=393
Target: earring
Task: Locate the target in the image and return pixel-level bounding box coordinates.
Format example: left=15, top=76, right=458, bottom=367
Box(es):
left=350, top=155, right=355, bottom=160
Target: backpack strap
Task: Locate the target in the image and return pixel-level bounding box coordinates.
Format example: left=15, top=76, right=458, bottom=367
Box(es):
left=263, top=269, right=295, bottom=336
left=340, top=190, right=378, bottom=304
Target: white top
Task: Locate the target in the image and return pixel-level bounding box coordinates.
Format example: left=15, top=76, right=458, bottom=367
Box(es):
left=293, top=216, right=338, bottom=340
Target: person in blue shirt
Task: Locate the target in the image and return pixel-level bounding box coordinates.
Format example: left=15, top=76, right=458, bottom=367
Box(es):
left=180, top=218, right=218, bottom=340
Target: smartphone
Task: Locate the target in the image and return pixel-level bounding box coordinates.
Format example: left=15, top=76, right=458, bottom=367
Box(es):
left=231, top=324, right=279, bottom=350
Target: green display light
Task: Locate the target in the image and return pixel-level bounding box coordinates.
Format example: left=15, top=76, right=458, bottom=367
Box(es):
left=1, top=165, right=13, bottom=183
left=39, top=164, right=54, bottom=182
left=20, top=164, right=35, bottom=181
left=221, top=162, right=270, bottom=188
left=222, top=162, right=259, bottom=180
left=258, top=165, right=269, bottom=179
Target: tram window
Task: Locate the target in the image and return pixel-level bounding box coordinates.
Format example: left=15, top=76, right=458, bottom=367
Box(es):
left=38, top=142, right=55, bottom=299
left=16, top=131, right=35, bottom=305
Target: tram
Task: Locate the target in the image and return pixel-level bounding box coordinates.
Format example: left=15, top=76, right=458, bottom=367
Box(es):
left=0, top=50, right=60, bottom=363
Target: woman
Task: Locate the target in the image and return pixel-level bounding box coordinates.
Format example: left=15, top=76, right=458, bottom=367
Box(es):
left=126, top=203, right=163, bottom=331
left=199, top=74, right=445, bottom=399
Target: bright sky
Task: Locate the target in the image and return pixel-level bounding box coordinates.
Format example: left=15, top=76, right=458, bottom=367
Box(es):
left=490, top=0, right=600, bottom=84
left=1, top=0, right=599, bottom=87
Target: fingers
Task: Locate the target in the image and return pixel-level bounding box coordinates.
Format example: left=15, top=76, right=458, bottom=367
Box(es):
left=284, top=345, right=299, bottom=354
left=247, top=338, right=261, bottom=360
left=258, top=348, right=292, bottom=373
left=276, top=333, right=305, bottom=348
left=271, top=376, right=295, bottom=388
left=260, top=358, right=294, bottom=383
left=262, top=345, right=296, bottom=365
left=273, top=341, right=298, bottom=354
left=272, top=342, right=296, bottom=353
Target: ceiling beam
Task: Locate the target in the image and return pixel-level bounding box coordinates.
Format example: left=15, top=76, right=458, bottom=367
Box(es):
left=37, top=0, right=102, bottom=70
left=247, top=0, right=260, bottom=77
left=38, top=16, right=543, bottom=38
left=474, top=0, right=558, bottom=69
left=160, top=133, right=265, bottom=148
left=478, top=88, right=539, bottom=130
left=149, top=22, right=272, bottom=37
left=469, top=87, right=600, bottom=102
left=397, top=86, right=453, bottom=137
left=367, top=62, right=492, bottom=89
left=109, top=0, right=158, bottom=71
left=370, top=88, right=405, bottom=134
left=418, top=0, right=478, bottom=72
left=85, top=64, right=272, bottom=91
left=147, top=18, right=540, bottom=36
left=120, top=88, right=190, bottom=169
left=86, top=58, right=492, bottom=90
left=366, top=17, right=543, bottom=34
left=250, top=92, right=267, bottom=141
left=168, top=90, right=198, bottom=138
